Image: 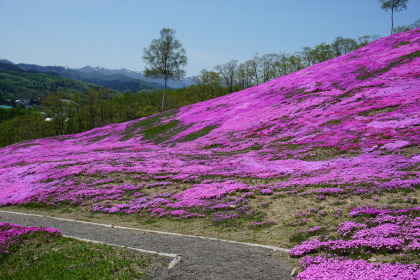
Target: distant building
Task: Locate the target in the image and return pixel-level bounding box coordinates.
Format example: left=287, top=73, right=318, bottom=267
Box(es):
left=15, top=98, right=40, bottom=109
left=15, top=99, right=31, bottom=108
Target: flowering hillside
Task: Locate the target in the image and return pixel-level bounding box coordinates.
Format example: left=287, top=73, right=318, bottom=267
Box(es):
left=1, top=29, right=419, bottom=278
left=1, top=29, right=418, bottom=212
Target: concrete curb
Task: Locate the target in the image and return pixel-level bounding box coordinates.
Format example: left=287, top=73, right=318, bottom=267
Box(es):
left=0, top=210, right=290, bottom=255
left=62, top=235, right=182, bottom=269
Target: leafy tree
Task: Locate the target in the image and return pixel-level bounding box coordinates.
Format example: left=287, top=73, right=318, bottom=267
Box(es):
left=393, top=17, right=420, bottom=33
left=260, top=54, right=280, bottom=82
left=41, top=91, right=68, bottom=135
left=378, top=0, right=409, bottom=34
left=215, top=60, right=238, bottom=93
left=300, top=43, right=334, bottom=66
left=412, top=18, right=420, bottom=28
left=312, top=43, right=335, bottom=63
left=357, top=35, right=381, bottom=47
left=287, top=54, right=304, bottom=73
left=274, top=53, right=291, bottom=77
left=248, top=54, right=261, bottom=85
left=300, top=46, right=317, bottom=66
left=236, top=63, right=253, bottom=89
left=198, top=69, right=223, bottom=98
left=331, top=37, right=359, bottom=56
left=143, top=28, right=188, bottom=112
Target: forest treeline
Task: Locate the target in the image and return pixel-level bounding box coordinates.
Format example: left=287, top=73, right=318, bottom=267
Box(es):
left=0, top=86, right=231, bottom=147
left=202, top=18, right=418, bottom=90
left=205, top=34, right=380, bottom=92
left=0, top=26, right=417, bottom=147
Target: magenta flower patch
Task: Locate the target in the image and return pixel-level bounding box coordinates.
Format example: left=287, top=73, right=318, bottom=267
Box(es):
left=0, top=30, right=418, bottom=212
left=290, top=206, right=420, bottom=278
left=0, top=223, right=61, bottom=253
left=296, top=256, right=419, bottom=280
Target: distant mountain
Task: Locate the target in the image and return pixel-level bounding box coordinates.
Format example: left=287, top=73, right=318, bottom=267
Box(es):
left=77, top=66, right=142, bottom=79
left=16, top=63, right=162, bottom=93
left=0, top=59, right=14, bottom=65
left=0, top=61, right=23, bottom=72
left=2, top=60, right=197, bottom=92
left=76, top=66, right=198, bottom=88
left=0, top=62, right=103, bottom=104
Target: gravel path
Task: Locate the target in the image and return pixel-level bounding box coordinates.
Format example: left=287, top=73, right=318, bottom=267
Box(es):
left=0, top=210, right=293, bottom=279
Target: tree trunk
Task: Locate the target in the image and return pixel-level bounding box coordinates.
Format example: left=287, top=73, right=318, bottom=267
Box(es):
left=161, top=78, right=167, bottom=112
left=391, top=8, right=394, bottom=35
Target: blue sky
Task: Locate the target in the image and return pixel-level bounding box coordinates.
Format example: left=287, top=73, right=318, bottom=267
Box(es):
left=1, top=0, right=419, bottom=76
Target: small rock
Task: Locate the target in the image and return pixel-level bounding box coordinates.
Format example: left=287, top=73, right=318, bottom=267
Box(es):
left=369, top=257, right=377, bottom=262
left=290, top=268, right=297, bottom=276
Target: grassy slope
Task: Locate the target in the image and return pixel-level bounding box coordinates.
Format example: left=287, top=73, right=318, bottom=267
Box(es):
left=0, top=230, right=163, bottom=279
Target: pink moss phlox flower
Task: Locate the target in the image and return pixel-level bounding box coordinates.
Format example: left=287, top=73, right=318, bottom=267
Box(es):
left=260, top=188, right=274, bottom=195
left=291, top=205, right=420, bottom=257
left=296, top=256, right=420, bottom=280
left=0, top=223, right=61, bottom=253
left=337, top=221, right=368, bottom=237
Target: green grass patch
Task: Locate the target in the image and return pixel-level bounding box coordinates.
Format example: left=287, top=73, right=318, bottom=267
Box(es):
left=302, top=146, right=347, bottom=161
left=211, top=210, right=267, bottom=230
left=400, top=50, right=420, bottom=60
left=0, top=233, right=160, bottom=280
left=199, top=174, right=230, bottom=181
left=356, top=51, right=420, bottom=80
left=141, top=120, right=180, bottom=140
left=271, top=136, right=294, bottom=143
left=157, top=125, right=194, bottom=144
left=282, top=88, right=306, bottom=99
left=179, top=125, right=217, bottom=142
left=19, top=202, right=61, bottom=210
left=338, top=85, right=382, bottom=99
left=358, top=105, right=398, bottom=116
left=394, top=41, right=411, bottom=48
left=120, top=109, right=177, bottom=141
left=285, top=143, right=300, bottom=150
left=203, top=143, right=225, bottom=149
left=137, top=111, right=175, bottom=127
left=322, top=119, right=343, bottom=125
left=87, top=133, right=113, bottom=143
left=120, top=109, right=197, bottom=144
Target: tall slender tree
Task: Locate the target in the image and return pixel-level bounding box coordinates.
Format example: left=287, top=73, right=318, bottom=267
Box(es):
left=378, top=0, right=409, bottom=34
left=215, top=60, right=238, bottom=93
left=143, top=28, right=187, bottom=112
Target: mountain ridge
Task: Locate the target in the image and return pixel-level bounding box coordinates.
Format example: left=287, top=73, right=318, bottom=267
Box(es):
left=13, top=63, right=163, bottom=92
left=75, top=65, right=197, bottom=88
left=0, top=62, right=104, bottom=102
left=0, top=60, right=196, bottom=90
